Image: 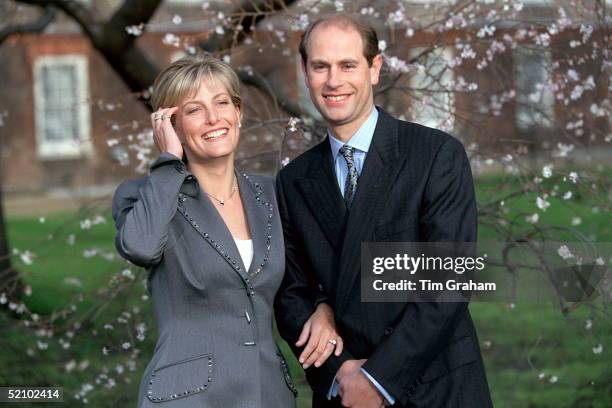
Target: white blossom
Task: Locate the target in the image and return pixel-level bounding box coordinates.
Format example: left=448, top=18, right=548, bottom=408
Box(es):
left=162, top=33, right=180, bottom=47
left=526, top=213, right=539, bottom=224
left=20, top=250, right=35, bottom=265
left=568, top=172, right=579, bottom=183
left=125, top=24, right=144, bottom=37
left=65, top=360, right=77, bottom=372
left=557, top=245, right=574, bottom=260
left=477, top=25, right=496, bottom=38
left=592, top=344, right=603, bottom=354
left=542, top=165, right=553, bottom=178
left=536, top=197, right=550, bottom=211
left=172, top=15, right=182, bottom=25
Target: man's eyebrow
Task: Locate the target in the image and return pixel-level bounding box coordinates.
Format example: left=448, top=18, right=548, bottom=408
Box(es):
left=309, top=59, right=330, bottom=66
left=309, top=58, right=359, bottom=65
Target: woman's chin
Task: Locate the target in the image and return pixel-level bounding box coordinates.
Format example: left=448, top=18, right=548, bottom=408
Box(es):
left=188, top=148, right=235, bottom=162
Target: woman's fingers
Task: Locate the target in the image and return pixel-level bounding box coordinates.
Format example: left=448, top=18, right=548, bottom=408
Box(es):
left=295, top=318, right=311, bottom=348
left=298, top=324, right=319, bottom=365
left=152, top=107, right=182, bottom=156
left=314, top=336, right=337, bottom=367
left=302, top=329, right=327, bottom=369
left=334, top=336, right=344, bottom=357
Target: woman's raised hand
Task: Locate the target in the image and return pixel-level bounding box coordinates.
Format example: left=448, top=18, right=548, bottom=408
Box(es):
left=151, top=107, right=182, bottom=159
left=295, top=303, right=344, bottom=369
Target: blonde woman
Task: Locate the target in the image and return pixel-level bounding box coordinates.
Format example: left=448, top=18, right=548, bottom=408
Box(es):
left=112, top=56, right=342, bottom=408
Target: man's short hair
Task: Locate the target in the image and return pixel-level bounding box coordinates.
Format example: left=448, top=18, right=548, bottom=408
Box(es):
left=299, top=13, right=380, bottom=67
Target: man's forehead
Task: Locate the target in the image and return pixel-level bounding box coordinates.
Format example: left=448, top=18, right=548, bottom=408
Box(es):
left=307, top=24, right=365, bottom=60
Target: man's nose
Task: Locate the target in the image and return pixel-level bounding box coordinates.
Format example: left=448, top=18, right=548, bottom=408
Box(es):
left=326, top=66, right=344, bottom=88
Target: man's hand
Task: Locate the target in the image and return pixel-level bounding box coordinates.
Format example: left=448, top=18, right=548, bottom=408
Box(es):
left=337, top=359, right=386, bottom=408
left=296, top=303, right=344, bottom=369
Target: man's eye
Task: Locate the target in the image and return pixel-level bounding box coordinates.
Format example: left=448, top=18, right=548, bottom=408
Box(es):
left=344, top=64, right=356, bottom=70
left=218, top=100, right=230, bottom=105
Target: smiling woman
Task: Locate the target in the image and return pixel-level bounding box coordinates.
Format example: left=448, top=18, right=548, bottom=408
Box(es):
left=111, top=55, right=344, bottom=407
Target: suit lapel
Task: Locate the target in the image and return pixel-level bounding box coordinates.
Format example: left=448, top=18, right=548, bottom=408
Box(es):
left=335, top=109, right=407, bottom=313
left=295, top=140, right=347, bottom=251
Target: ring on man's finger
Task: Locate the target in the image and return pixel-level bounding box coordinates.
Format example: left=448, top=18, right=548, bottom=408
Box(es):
left=327, top=339, right=337, bottom=346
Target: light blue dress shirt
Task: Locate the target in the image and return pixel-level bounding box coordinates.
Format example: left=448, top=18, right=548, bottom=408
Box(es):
left=326, top=107, right=396, bottom=405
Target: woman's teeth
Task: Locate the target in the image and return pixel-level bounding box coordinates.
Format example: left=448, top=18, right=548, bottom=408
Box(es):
left=203, top=129, right=228, bottom=140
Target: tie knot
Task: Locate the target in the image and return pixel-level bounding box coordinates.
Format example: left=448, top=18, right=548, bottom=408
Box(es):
left=339, top=145, right=355, bottom=159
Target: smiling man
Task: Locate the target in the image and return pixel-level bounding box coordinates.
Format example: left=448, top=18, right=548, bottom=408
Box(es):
left=274, top=13, right=492, bottom=408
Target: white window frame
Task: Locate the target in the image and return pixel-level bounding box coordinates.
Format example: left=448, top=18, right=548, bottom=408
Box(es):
left=33, top=54, right=92, bottom=159
left=514, top=47, right=554, bottom=131
left=409, top=46, right=455, bottom=132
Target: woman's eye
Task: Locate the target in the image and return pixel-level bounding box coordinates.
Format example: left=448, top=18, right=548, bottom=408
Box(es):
left=187, top=108, right=200, bottom=114
left=218, top=100, right=230, bottom=105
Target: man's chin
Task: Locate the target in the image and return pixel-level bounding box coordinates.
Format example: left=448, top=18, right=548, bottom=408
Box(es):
left=320, top=110, right=352, bottom=126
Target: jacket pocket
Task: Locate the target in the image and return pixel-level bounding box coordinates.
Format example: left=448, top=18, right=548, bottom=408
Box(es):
left=419, top=335, right=477, bottom=383
left=147, top=352, right=214, bottom=403
left=276, top=349, right=298, bottom=397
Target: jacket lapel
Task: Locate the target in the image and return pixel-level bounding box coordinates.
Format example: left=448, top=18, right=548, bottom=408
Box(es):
left=237, top=173, right=274, bottom=279
left=176, top=175, right=250, bottom=284
left=335, top=109, right=407, bottom=313
left=295, top=140, right=347, bottom=251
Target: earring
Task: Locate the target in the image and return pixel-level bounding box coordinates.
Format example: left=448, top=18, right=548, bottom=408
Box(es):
left=238, top=122, right=242, bottom=129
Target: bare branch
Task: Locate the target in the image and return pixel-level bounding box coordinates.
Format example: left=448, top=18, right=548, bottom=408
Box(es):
left=15, top=0, right=163, bottom=101
left=0, top=5, right=56, bottom=45
left=199, top=0, right=297, bottom=52
left=237, top=69, right=304, bottom=118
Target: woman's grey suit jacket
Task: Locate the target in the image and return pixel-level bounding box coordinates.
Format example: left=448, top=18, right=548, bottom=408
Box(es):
left=112, top=153, right=297, bottom=408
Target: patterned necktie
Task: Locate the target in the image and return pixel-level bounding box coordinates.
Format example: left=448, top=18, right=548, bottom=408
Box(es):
left=339, top=145, right=358, bottom=209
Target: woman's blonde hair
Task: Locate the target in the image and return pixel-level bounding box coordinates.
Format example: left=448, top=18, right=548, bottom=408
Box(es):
left=150, top=55, right=242, bottom=111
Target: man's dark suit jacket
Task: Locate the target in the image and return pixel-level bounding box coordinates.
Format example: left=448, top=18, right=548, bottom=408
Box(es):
left=274, top=108, right=492, bottom=407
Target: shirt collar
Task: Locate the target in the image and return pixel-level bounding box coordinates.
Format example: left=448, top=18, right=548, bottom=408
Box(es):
left=328, top=107, right=378, bottom=159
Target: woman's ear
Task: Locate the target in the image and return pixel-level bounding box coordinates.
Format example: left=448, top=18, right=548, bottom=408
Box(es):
left=236, top=105, right=242, bottom=128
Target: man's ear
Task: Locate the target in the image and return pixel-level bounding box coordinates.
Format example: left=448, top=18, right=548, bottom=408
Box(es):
left=370, top=54, right=383, bottom=86
left=301, top=59, right=310, bottom=88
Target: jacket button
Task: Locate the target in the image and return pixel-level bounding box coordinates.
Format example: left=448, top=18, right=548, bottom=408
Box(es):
left=384, top=327, right=394, bottom=336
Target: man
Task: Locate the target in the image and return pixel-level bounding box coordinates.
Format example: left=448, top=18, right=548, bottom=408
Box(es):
left=274, top=13, right=493, bottom=408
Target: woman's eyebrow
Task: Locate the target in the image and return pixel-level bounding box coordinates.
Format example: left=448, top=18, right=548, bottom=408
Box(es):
left=182, top=93, right=229, bottom=106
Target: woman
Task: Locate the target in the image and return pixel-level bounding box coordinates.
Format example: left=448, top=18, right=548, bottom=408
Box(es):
left=112, top=56, right=342, bottom=407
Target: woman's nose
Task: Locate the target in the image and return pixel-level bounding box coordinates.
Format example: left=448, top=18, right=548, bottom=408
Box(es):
left=206, top=108, right=218, bottom=124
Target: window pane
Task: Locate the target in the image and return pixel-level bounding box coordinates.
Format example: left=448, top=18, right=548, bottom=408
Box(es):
left=514, top=47, right=554, bottom=130
left=40, top=64, right=79, bottom=142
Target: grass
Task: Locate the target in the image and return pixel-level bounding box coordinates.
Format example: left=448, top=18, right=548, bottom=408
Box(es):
left=1, top=173, right=610, bottom=407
